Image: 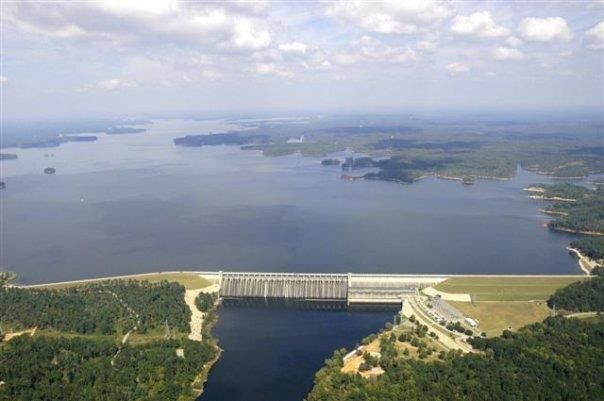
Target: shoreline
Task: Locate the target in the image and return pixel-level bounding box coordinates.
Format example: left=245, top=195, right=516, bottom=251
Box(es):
left=192, top=307, right=222, bottom=398
left=435, top=173, right=511, bottom=182
left=528, top=195, right=576, bottom=202
left=548, top=226, right=604, bottom=236
left=567, top=247, right=602, bottom=275
left=539, top=208, right=568, bottom=216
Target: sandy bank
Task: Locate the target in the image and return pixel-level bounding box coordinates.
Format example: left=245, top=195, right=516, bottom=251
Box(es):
left=549, top=226, right=604, bottom=236
left=529, top=195, right=576, bottom=202
left=567, top=247, right=602, bottom=275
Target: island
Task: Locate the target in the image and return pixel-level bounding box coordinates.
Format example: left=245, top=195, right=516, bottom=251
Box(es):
left=321, top=158, right=341, bottom=166
left=341, top=157, right=374, bottom=170
left=173, top=133, right=268, bottom=147
left=63, top=135, right=97, bottom=142
left=2, top=119, right=149, bottom=148
left=106, top=126, right=147, bottom=135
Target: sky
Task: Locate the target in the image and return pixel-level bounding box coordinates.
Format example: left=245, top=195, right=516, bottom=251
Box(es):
left=1, top=1, right=603, bottom=119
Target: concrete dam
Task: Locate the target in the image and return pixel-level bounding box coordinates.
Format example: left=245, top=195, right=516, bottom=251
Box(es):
left=204, top=272, right=449, bottom=305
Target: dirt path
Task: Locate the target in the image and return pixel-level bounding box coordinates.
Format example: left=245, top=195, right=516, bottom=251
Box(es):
left=2, top=327, right=36, bottom=342
left=185, top=289, right=204, bottom=341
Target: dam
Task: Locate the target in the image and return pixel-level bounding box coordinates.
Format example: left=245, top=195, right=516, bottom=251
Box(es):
left=204, top=271, right=449, bottom=305
left=22, top=271, right=586, bottom=306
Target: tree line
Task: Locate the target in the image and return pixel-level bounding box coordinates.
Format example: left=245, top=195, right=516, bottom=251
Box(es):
left=0, top=280, right=191, bottom=335
left=0, top=335, right=216, bottom=401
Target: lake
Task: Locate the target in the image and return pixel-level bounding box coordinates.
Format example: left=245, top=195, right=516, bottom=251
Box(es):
left=0, top=119, right=580, bottom=284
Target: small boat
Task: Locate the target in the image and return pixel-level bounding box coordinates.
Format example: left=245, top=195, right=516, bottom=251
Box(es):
left=462, top=176, right=475, bottom=185
left=341, top=174, right=364, bottom=181
left=44, top=167, right=56, bottom=174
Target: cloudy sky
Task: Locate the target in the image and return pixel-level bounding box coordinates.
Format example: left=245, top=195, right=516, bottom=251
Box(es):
left=1, top=1, right=603, bottom=119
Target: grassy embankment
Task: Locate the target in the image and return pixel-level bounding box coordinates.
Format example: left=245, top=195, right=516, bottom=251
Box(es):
left=434, top=276, right=586, bottom=336
left=40, top=272, right=212, bottom=290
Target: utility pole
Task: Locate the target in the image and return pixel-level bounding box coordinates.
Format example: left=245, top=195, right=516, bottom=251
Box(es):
left=164, top=320, right=172, bottom=340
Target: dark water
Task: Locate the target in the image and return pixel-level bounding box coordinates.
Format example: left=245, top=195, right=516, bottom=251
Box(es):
left=0, top=119, right=581, bottom=284
left=200, top=304, right=393, bottom=401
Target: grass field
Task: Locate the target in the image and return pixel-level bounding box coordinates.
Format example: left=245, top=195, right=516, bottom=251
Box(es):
left=450, top=301, right=552, bottom=337
left=434, top=277, right=586, bottom=301
left=131, top=273, right=212, bottom=290
left=41, top=272, right=213, bottom=290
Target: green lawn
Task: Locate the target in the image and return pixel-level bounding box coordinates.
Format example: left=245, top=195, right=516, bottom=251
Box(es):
left=450, top=301, right=552, bottom=337
left=42, top=272, right=212, bottom=290
left=435, top=277, right=587, bottom=301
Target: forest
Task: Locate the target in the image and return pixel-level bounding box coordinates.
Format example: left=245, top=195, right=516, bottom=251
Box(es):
left=306, top=316, right=603, bottom=401
left=0, top=280, right=216, bottom=401
left=208, top=116, right=604, bottom=182
left=0, top=336, right=216, bottom=401
left=571, top=237, right=604, bottom=260
left=530, top=183, right=604, bottom=234
left=0, top=280, right=191, bottom=334
left=548, top=267, right=604, bottom=312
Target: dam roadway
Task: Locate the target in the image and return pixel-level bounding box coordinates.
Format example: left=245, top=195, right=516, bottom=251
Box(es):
left=19, top=271, right=586, bottom=305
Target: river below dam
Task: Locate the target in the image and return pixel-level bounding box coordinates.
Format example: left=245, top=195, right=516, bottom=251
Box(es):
left=199, top=304, right=394, bottom=401
left=0, top=118, right=587, bottom=401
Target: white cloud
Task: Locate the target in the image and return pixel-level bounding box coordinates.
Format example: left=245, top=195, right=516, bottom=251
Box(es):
left=505, top=36, right=523, bottom=47
left=416, top=41, right=437, bottom=52
left=326, top=0, right=450, bottom=34
left=333, top=52, right=357, bottom=65
left=224, top=18, right=271, bottom=51
left=451, top=11, right=509, bottom=38
left=96, top=78, right=137, bottom=90
left=3, top=2, right=271, bottom=53
left=492, top=46, right=524, bottom=60
left=445, top=62, right=469, bottom=74
left=518, top=17, right=572, bottom=42
left=0, top=75, right=8, bottom=85
left=278, top=41, right=309, bottom=54
left=584, top=21, right=604, bottom=50
left=302, top=52, right=332, bottom=70
left=202, top=70, right=224, bottom=80
left=352, top=35, right=420, bottom=64
left=250, top=62, right=294, bottom=78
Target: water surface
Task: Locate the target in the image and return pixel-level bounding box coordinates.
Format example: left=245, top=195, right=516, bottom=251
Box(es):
left=200, top=305, right=392, bottom=401
left=1, top=119, right=580, bottom=284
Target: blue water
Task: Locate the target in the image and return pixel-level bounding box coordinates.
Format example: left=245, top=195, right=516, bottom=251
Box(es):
left=200, top=305, right=392, bottom=401
left=0, top=119, right=580, bottom=284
